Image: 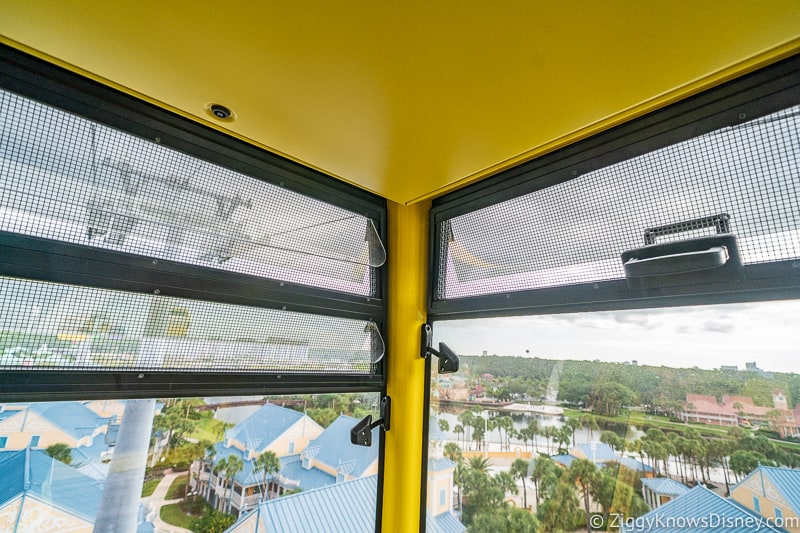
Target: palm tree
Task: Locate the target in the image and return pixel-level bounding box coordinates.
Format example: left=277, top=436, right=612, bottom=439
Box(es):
left=468, top=455, right=492, bottom=473
left=580, top=413, right=599, bottom=441
left=254, top=450, right=281, bottom=502
left=566, top=417, right=582, bottom=448
left=528, top=418, right=540, bottom=453
left=556, top=426, right=571, bottom=454
left=510, top=458, right=530, bottom=509
left=223, top=455, right=244, bottom=514
left=570, top=458, right=600, bottom=532
left=203, top=444, right=217, bottom=501
left=444, top=442, right=463, bottom=463
left=454, top=424, right=464, bottom=446
left=458, top=411, right=474, bottom=449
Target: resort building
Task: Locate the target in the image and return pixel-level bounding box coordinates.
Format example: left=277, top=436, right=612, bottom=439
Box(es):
left=192, top=402, right=324, bottom=517
left=731, top=465, right=800, bottom=531
left=680, top=391, right=799, bottom=437
left=640, top=477, right=690, bottom=510
left=0, top=401, right=111, bottom=458
left=622, top=484, right=784, bottom=533
left=0, top=448, right=153, bottom=533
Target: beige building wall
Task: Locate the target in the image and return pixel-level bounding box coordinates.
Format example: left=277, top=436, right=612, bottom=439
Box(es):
left=731, top=474, right=800, bottom=532
left=0, top=412, right=80, bottom=449
left=0, top=496, right=93, bottom=533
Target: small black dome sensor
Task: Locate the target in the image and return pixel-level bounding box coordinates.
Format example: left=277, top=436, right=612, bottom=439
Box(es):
left=209, top=104, right=232, bottom=119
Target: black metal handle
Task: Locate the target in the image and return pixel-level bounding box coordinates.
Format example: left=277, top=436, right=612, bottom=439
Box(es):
left=644, top=213, right=730, bottom=245
left=624, top=246, right=729, bottom=278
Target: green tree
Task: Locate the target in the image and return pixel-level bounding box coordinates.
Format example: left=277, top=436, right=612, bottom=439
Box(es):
left=538, top=478, right=580, bottom=532
left=218, top=456, right=243, bottom=514
left=454, top=424, right=465, bottom=446
left=566, top=417, right=582, bottom=448
left=528, top=418, right=540, bottom=452
left=444, top=442, right=463, bottom=463
left=438, top=418, right=450, bottom=432
left=472, top=506, right=538, bottom=533
left=729, top=450, right=774, bottom=481
left=510, top=458, right=530, bottom=509
left=253, top=450, right=280, bottom=502
left=193, top=509, right=235, bottom=533
left=569, top=458, right=601, bottom=532
left=580, top=413, right=599, bottom=442
left=590, top=382, right=634, bottom=417
left=530, top=456, right=556, bottom=505
left=44, top=442, right=72, bottom=465
left=307, top=407, right=337, bottom=428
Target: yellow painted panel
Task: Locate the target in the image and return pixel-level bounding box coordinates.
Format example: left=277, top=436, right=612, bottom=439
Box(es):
left=2, top=2, right=799, bottom=203
left=383, top=200, right=429, bottom=532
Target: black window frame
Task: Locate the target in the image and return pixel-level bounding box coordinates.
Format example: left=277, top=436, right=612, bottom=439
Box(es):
left=0, top=43, right=388, bottom=402
left=421, top=53, right=800, bottom=532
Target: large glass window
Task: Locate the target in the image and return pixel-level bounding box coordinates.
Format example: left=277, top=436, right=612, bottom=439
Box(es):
left=0, top=392, right=381, bottom=532
left=425, top=55, right=800, bottom=533
left=429, top=300, right=800, bottom=532
left=0, top=45, right=387, bottom=533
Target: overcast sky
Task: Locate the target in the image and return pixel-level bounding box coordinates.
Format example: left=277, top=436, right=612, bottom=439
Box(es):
left=433, top=299, right=800, bottom=374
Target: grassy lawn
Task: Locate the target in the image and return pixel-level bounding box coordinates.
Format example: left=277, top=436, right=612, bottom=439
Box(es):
left=166, top=474, right=189, bottom=500
left=190, top=412, right=228, bottom=443
left=141, top=478, right=161, bottom=497
left=160, top=503, right=196, bottom=529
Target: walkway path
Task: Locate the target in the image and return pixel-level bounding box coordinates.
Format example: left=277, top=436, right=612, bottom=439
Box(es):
left=142, top=471, right=194, bottom=533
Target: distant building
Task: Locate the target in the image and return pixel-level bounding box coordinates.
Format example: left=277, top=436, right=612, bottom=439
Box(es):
left=679, top=392, right=798, bottom=437
left=746, top=362, right=761, bottom=372
left=720, top=365, right=738, bottom=372
left=641, top=478, right=690, bottom=510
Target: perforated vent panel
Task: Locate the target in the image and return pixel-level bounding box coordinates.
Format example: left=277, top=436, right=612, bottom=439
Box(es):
left=0, top=276, right=382, bottom=373
left=0, top=89, right=383, bottom=297
left=436, top=107, right=800, bottom=300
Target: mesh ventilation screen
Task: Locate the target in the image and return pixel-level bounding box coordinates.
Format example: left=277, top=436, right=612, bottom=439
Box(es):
left=437, top=107, right=800, bottom=300
left=0, top=89, right=384, bottom=296
left=0, top=276, right=383, bottom=373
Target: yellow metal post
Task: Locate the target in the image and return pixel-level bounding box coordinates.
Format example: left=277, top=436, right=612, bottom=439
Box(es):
left=382, top=200, right=430, bottom=532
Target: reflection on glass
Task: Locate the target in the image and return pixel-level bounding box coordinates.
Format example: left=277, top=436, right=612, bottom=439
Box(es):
left=0, top=393, right=381, bottom=532
left=429, top=301, right=800, bottom=532
left=0, top=88, right=382, bottom=296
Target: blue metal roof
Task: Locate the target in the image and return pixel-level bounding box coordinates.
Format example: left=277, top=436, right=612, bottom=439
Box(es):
left=0, top=448, right=103, bottom=521
left=551, top=454, right=576, bottom=467
left=621, top=485, right=784, bottom=533
left=617, top=457, right=655, bottom=473
left=28, top=401, right=109, bottom=440
left=429, top=457, right=456, bottom=472
left=280, top=454, right=336, bottom=491
left=426, top=510, right=467, bottom=533
left=225, top=402, right=306, bottom=452
left=230, top=475, right=379, bottom=533
left=641, top=477, right=690, bottom=497
left=305, top=416, right=378, bottom=478
left=575, top=442, right=617, bottom=463
left=734, top=466, right=800, bottom=517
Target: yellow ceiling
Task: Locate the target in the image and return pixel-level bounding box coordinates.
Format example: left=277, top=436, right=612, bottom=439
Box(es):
left=2, top=2, right=800, bottom=204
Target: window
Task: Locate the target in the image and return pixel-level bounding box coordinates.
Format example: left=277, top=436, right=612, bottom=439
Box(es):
left=439, top=488, right=446, bottom=507
left=754, top=496, right=761, bottom=513
left=0, top=45, right=387, bottom=533
left=0, top=437, right=7, bottom=448
left=424, top=55, right=800, bottom=532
